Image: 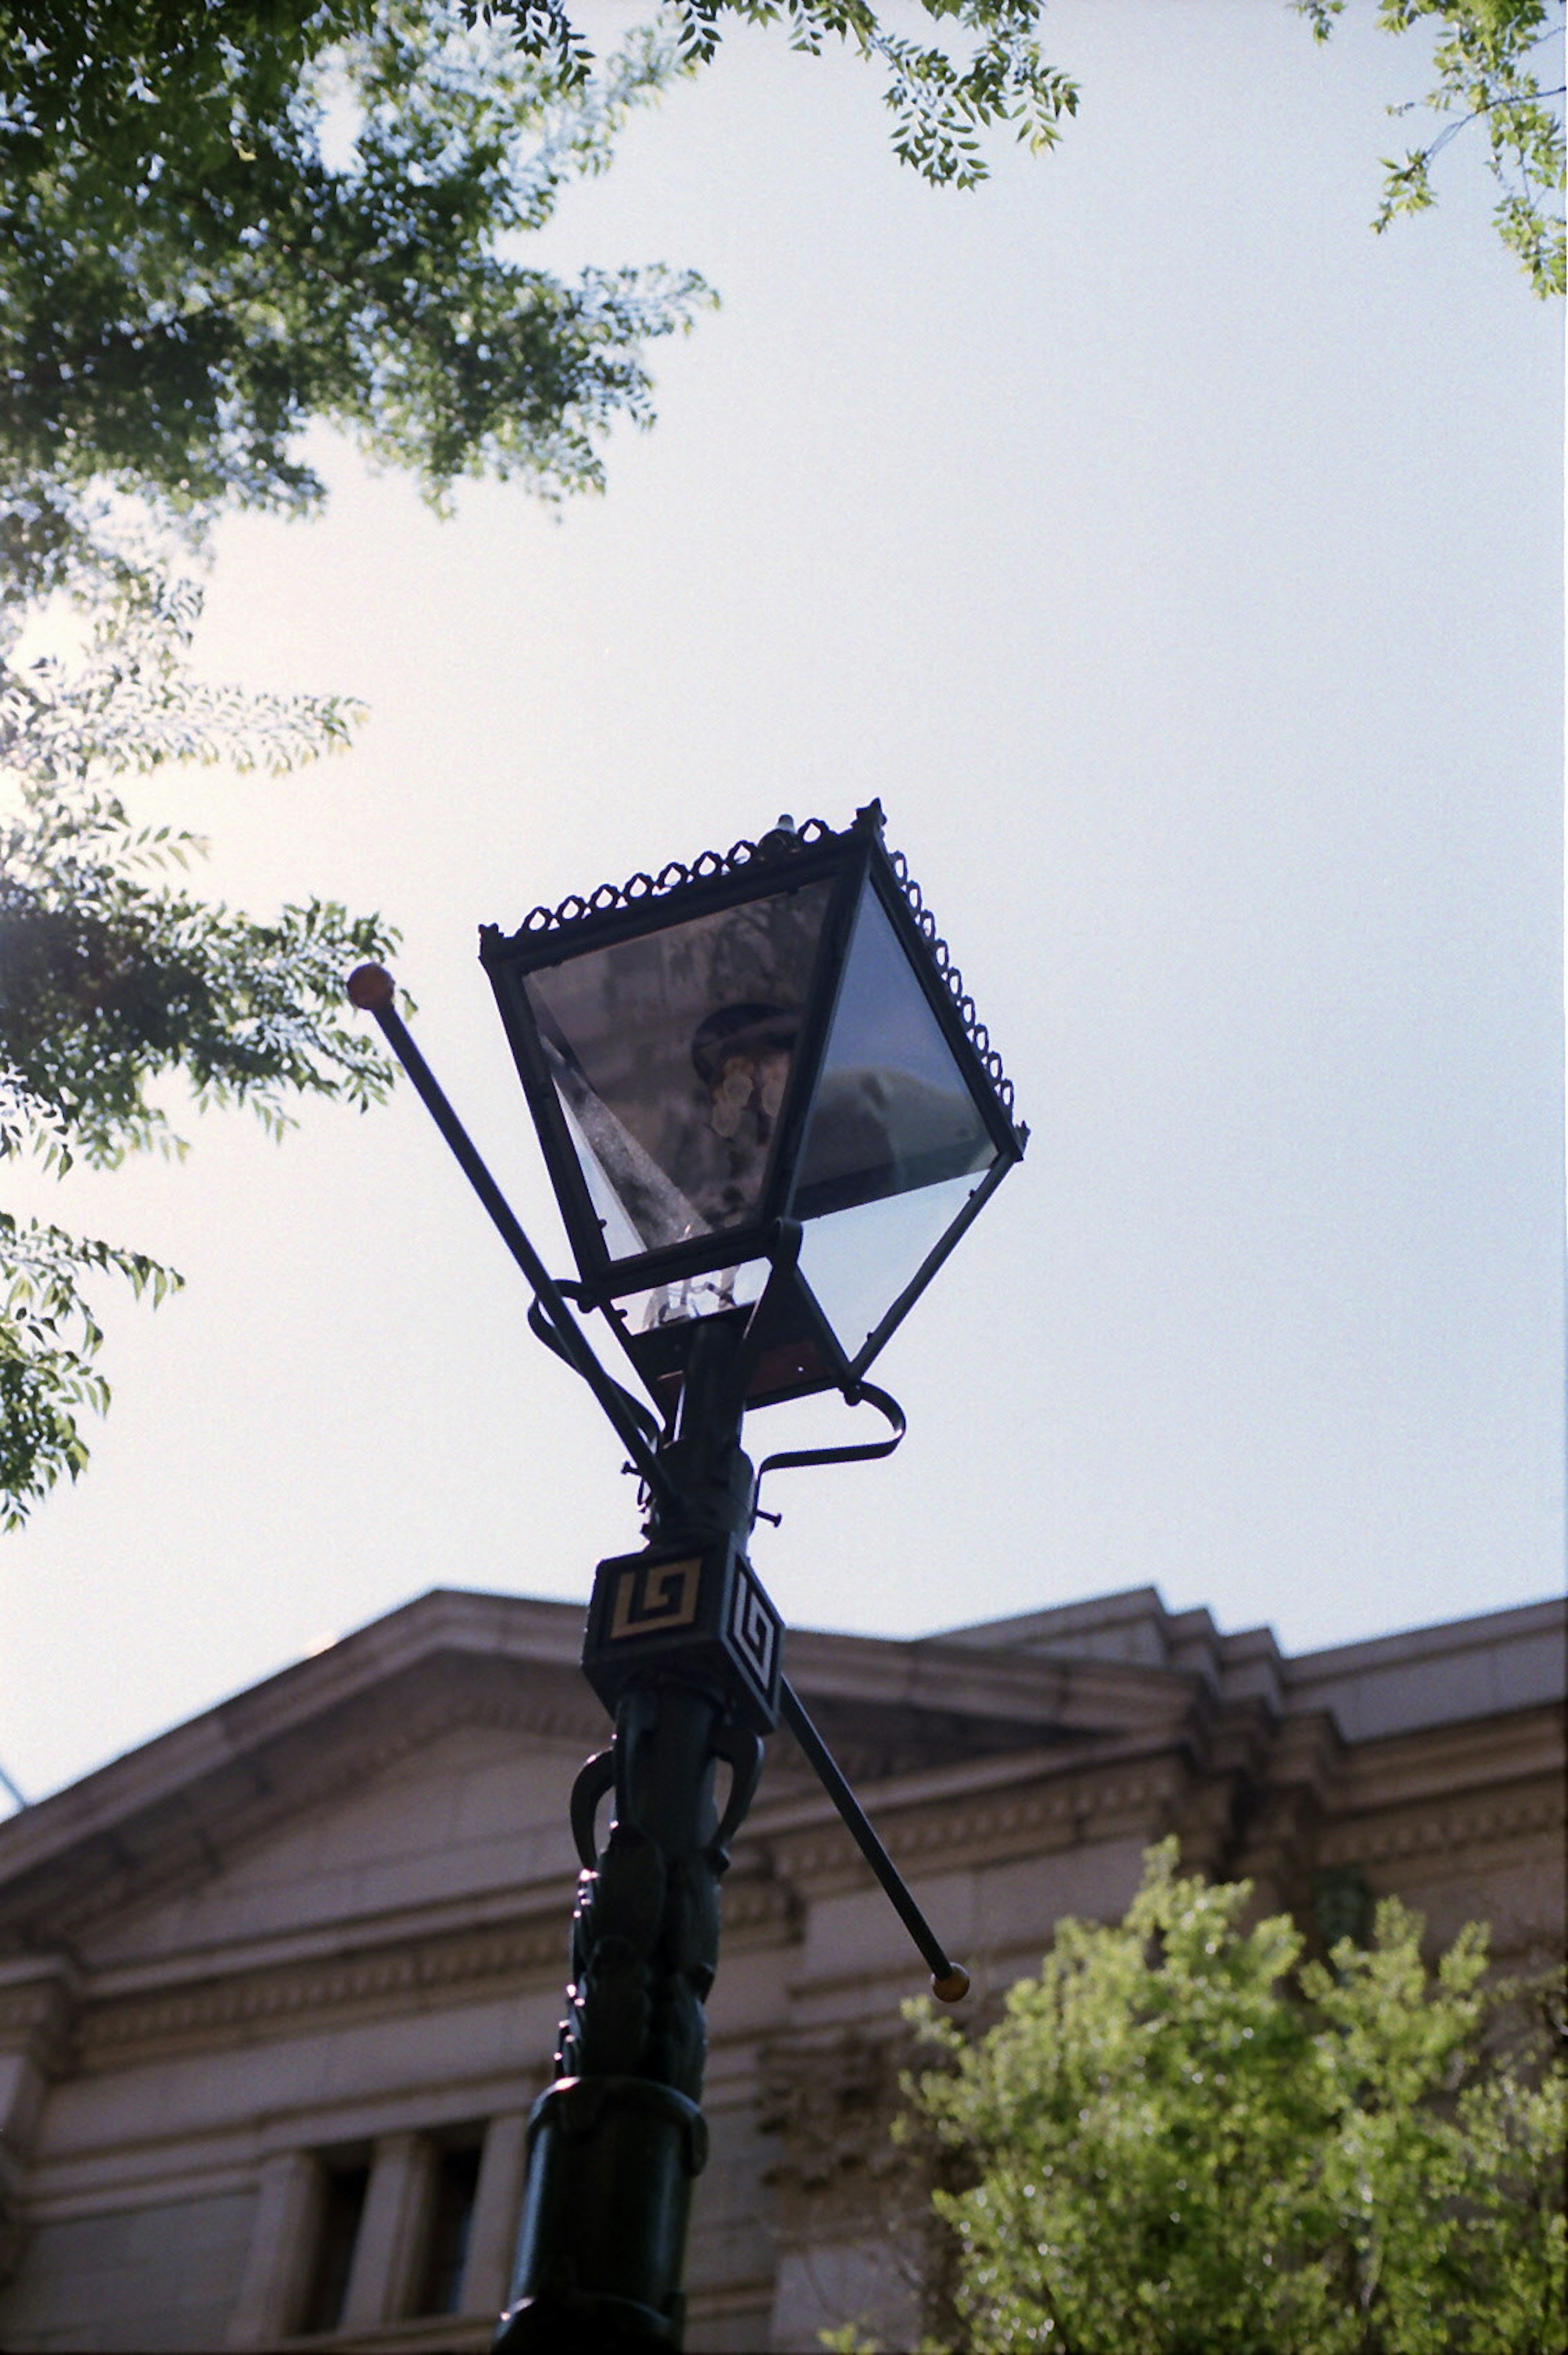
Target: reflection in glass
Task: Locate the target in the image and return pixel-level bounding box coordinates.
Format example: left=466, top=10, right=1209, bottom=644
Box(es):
left=796, top=1172, right=987, bottom=1364
left=794, top=887, right=995, bottom=1220
left=524, top=882, right=836, bottom=1256
left=621, top=1262, right=767, bottom=1337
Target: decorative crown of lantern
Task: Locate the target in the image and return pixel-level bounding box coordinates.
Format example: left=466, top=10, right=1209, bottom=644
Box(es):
left=480, top=802, right=1027, bottom=1410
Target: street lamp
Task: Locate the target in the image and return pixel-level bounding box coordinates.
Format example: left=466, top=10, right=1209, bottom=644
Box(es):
left=347, top=801, right=1025, bottom=2353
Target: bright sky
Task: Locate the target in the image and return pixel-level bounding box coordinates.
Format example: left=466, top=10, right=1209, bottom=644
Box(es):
left=2, top=2, right=1562, bottom=1808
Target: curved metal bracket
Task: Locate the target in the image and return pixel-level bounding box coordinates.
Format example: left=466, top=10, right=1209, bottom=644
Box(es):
left=569, top=1747, right=617, bottom=1872
left=526, top=1295, right=664, bottom=1452
left=750, top=1381, right=906, bottom=1524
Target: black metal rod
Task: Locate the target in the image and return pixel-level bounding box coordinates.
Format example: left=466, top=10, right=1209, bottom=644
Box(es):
left=350, top=976, right=682, bottom=1514
left=779, top=1676, right=969, bottom=2001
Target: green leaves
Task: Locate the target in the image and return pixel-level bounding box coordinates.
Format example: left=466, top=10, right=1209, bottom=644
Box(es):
left=708, top=3, right=1080, bottom=191
left=479, top=5, right=1079, bottom=187
left=0, top=4, right=1081, bottom=580
left=0, top=1211, right=180, bottom=1528
left=1, top=557, right=398, bottom=1171
left=0, top=544, right=399, bottom=1523
left=1297, top=0, right=1566, bottom=296
left=906, top=1843, right=1567, bottom=2353
left=0, top=6, right=710, bottom=550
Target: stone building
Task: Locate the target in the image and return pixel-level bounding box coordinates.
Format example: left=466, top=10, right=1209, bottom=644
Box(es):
left=0, top=1584, right=1561, bottom=2353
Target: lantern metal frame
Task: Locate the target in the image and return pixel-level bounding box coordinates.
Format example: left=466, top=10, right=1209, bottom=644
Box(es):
left=478, top=802, right=1027, bottom=1410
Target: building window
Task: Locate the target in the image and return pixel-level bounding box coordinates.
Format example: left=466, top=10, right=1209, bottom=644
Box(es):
left=416, top=2139, right=483, bottom=2317
left=300, top=2157, right=370, bottom=2337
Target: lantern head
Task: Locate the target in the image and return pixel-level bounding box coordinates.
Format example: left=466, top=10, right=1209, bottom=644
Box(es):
left=480, top=804, right=1025, bottom=1410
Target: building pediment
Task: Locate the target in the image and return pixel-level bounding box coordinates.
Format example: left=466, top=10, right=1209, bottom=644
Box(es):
left=0, top=1589, right=1214, bottom=1965
left=7, top=1582, right=1551, bottom=1984
left=0, top=1595, right=599, bottom=1959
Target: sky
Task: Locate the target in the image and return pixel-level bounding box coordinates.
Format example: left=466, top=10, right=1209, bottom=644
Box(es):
left=2, top=1, right=1562, bottom=1809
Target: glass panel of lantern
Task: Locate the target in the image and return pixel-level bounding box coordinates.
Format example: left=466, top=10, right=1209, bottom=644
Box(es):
left=791, top=880, right=1000, bottom=1372
left=519, top=881, right=838, bottom=1254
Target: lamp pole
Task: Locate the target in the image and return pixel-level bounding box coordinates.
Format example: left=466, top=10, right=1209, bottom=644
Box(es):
left=345, top=804, right=1024, bottom=2352
left=497, top=1316, right=757, bottom=2352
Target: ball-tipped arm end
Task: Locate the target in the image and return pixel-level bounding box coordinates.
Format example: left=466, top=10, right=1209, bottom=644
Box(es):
left=346, top=963, right=396, bottom=1012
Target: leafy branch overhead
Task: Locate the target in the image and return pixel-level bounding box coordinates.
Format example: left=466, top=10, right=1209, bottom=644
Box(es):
left=0, top=2, right=1076, bottom=587
left=1299, top=0, right=1566, bottom=294
left=0, top=555, right=401, bottom=1522
left=0, top=6, right=711, bottom=577
left=472, top=2, right=1079, bottom=186
left=648, top=2, right=1079, bottom=186
left=0, top=2, right=1553, bottom=595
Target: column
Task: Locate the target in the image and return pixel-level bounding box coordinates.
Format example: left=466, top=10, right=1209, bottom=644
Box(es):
left=340, top=2130, right=433, bottom=2331
left=461, top=2110, right=529, bottom=2315
left=224, top=2151, right=322, bottom=2348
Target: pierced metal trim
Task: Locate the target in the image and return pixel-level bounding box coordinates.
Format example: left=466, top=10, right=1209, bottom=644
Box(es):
left=507, top=818, right=837, bottom=938
left=883, top=836, right=1019, bottom=1123
left=491, top=808, right=1022, bottom=1132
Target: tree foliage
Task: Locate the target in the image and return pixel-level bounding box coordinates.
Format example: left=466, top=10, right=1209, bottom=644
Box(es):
left=0, top=0, right=1552, bottom=598
left=0, top=544, right=400, bottom=1523
left=648, top=2, right=1078, bottom=185
left=905, top=1844, right=1566, bottom=2354
left=1298, top=0, right=1566, bottom=294
left=0, top=5, right=710, bottom=593
left=0, top=2, right=1076, bottom=586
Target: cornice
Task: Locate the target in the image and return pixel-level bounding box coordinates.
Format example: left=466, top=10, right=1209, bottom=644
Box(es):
left=0, top=1595, right=579, bottom=1851
left=87, top=1866, right=576, bottom=2005
left=1333, top=1704, right=1564, bottom=1816
left=752, top=1724, right=1183, bottom=1838
left=785, top=1623, right=1203, bottom=1737
left=72, top=1871, right=792, bottom=2074
left=748, top=1692, right=1363, bottom=1894
left=1283, top=1596, right=1564, bottom=1694
left=1315, top=1775, right=1564, bottom=1873
left=76, top=1919, right=567, bottom=2070
left=759, top=1743, right=1189, bottom=1891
